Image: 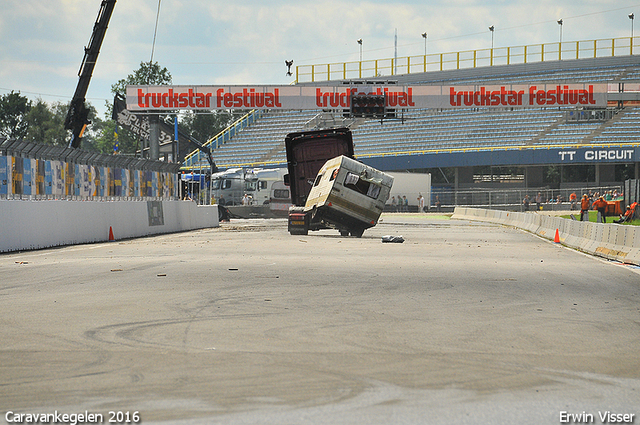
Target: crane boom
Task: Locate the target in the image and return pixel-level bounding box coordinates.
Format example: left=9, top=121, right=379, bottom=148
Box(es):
left=65, top=0, right=117, bottom=148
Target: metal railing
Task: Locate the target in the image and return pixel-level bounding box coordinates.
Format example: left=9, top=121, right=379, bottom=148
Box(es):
left=182, top=110, right=264, bottom=170
left=431, top=185, right=624, bottom=212
left=296, top=36, right=640, bottom=83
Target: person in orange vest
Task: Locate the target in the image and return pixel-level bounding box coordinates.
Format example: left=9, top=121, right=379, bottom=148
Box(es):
left=592, top=196, right=608, bottom=223
left=569, top=192, right=577, bottom=210
left=580, top=194, right=590, bottom=221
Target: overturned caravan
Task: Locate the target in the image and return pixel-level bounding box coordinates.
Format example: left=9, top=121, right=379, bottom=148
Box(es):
left=299, top=155, right=394, bottom=237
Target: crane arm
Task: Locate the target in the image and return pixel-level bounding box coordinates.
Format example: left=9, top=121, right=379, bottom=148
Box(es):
left=182, top=133, right=218, bottom=174
left=65, top=0, right=117, bottom=148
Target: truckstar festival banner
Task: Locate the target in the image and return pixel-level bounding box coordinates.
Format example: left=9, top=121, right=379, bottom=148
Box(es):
left=126, top=83, right=608, bottom=112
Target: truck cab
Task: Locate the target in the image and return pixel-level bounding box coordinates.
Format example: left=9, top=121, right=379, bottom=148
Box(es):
left=210, top=168, right=244, bottom=205
left=285, top=128, right=354, bottom=235
left=284, top=127, right=393, bottom=237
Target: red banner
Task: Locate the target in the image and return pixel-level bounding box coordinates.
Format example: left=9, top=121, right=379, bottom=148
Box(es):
left=126, top=83, right=608, bottom=112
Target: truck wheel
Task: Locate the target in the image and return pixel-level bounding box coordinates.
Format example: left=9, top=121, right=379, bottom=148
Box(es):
left=339, top=230, right=350, bottom=237
left=350, top=228, right=364, bottom=238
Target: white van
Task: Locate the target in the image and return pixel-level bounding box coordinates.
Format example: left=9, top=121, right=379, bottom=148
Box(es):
left=269, top=180, right=292, bottom=215
left=244, top=168, right=288, bottom=205
left=211, top=167, right=287, bottom=206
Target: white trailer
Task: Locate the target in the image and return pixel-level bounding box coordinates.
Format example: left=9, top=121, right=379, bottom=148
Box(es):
left=211, top=167, right=288, bottom=206
left=244, top=168, right=288, bottom=205
left=302, top=155, right=394, bottom=237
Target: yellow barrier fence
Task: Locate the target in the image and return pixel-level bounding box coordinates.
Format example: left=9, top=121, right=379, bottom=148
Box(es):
left=296, top=36, right=640, bottom=83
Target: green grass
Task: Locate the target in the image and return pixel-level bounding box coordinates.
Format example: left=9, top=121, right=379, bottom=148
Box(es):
left=560, top=211, right=640, bottom=225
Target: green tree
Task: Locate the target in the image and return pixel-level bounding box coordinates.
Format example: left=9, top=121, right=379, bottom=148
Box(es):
left=90, top=118, right=138, bottom=155
left=0, top=91, right=32, bottom=139
left=543, top=165, right=561, bottom=187
left=180, top=110, right=240, bottom=143
left=111, top=61, right=172, bottom=97
left=24, top=100, right=70, bottom=146
left=107, top=61, right=172, bottom=155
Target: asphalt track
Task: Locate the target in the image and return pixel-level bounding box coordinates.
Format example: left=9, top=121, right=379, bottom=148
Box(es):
left=1, top=214, right=639, bottom=425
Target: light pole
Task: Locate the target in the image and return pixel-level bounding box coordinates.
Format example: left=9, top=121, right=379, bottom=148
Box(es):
left=557, top=19, right=563, bottom=43
left=630, top=13, right=635, bottom=54
left=357, top=38, right=363, bottom=62
left=422, top=32, right=428, bottom=71
left=557, top=19, right=563, bottom=60
left=489, top=26, right=494, bottom=66
left=489, top=25, right=494, bottom=49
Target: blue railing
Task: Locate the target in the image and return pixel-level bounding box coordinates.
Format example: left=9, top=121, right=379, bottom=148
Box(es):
left=182, top=109, right=264, bottom=170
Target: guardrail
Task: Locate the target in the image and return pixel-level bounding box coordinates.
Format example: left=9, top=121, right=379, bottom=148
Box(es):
left=296, top=36, right=639, bottom=83
left=452, top=207, right=640, bottom=266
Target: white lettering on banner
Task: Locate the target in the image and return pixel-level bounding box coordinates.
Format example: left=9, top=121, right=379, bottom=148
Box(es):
left=126, top=83, right=608, bottom=111
left=558, top=151, right=576, bottom=161
left=584, top=150, right=634, bottom=161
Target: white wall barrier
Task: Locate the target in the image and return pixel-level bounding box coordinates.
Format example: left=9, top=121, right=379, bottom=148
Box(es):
left=0, top=200, right=218, bottom=253
left=452, top=207, right=640, bottom=266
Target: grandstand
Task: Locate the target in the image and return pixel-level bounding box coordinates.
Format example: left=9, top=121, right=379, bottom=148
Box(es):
left=185, top=53, right=640, bottom=190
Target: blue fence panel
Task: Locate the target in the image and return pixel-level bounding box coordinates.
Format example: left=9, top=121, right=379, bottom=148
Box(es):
left=74, top=164, right=81, bottom=197
left=22, top=158, right=32, bottom=196
left=44, top=160, right=53, bottom=196
left=100, top=167, right=107, bottom=197
left=0, top=156, right=7, bottom=196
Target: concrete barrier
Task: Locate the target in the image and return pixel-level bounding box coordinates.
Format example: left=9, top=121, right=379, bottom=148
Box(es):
left=625, top=227, right=640, bottom=265
left=0, top=200, right=219, bottom=253
left=452, top=207, right=640, bottom=266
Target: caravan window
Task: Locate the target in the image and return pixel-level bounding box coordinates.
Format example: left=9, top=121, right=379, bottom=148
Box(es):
left=330, top=168, right=339, bottom=181
left=344, top=172, right=381, bottom=199
left=273, top=189, right=290, bottom=199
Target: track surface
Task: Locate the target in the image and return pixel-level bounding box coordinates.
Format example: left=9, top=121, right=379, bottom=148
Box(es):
left=1, top=214, right=639, bottom=424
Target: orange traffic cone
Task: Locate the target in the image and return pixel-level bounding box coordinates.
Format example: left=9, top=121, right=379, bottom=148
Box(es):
left=554, top=228, right=560, bottom=243
left=108, top=226, right=115, bottom=242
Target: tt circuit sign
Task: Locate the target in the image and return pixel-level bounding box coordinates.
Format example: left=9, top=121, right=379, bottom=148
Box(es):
left=126, top=83, right=607, bottom=112
left=557, top=148, right=639, bottom=163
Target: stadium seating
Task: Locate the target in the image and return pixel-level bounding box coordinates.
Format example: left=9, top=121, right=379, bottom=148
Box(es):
left=192, top=56, right=640, bottom=169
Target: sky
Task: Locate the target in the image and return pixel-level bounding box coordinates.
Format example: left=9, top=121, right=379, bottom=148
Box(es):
left=2, top=0, right=640, bottom=119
